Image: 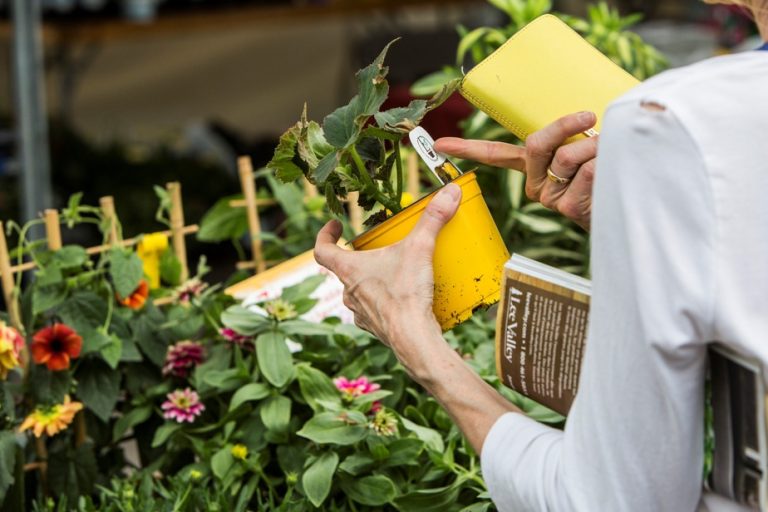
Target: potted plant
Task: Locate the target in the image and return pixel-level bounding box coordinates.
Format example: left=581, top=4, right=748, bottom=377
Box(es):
left=268, top=40, right=509, bottom=330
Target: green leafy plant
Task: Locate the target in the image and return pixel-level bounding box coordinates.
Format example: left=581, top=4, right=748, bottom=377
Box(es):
left=268, top=40, right=460, bottom=227
left=413, top=0, right=668, bottom=275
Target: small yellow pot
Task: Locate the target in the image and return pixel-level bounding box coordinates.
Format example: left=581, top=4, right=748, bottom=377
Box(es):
left=351, top=171, right=509, bottom=331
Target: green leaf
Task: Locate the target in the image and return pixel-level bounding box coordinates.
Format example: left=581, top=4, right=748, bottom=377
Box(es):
left=297, top=364, right=340, bottom=412
left=279, top=319, right=335, bottom=337
left=211, top=446, right=234, bottom=480
left=260, top=395, right=291, bottom=433
left=197, top=196, right=249, bottom=243
left=76, top=358, right=121, bottom=422
left=256, top=331, right=294, bottom=388
left=324, top=182, right=345, bottom=217
left=47, top=441, right=98, bottom=504
left=53, top=245, right=88, bottom=269
left=339, top=453, right=375, bottom=476
left=297, top=412, right=368, bottom=445
left=35, top=264, right=63, bottom=287
left=281, top=275, right=326, bottom=302
left=394, top=484, right=461, bottom=512
left=298, top=119, right=334, bottom=169
left=400, top=417, right=444, bottom=453
left=160, top=248, right=183, bottom=286
left=56, top=291, right=108, bottom=335
left=152, top=422, right=180, bottom=448
left=221, top=305, right=270, bottom=336
left=101, top=334, right=123, bottom=369
left=229, top=382, right=271, bottom=412
left=268, top=122, right=305, bottom=183
left=113, top=405, right=152, bottom=442
left=32, top=283, right=67, bottom=315
left=110, top=249, right=144, bottom=299
left=340, top=474, right=397, bottom=506
left=314, top=151, right=340, bottom=185
left=80, top=328, right=111, bottom=355
left=384, top=438, right=424, bottom=467
left=0, top=431, right=16, bottom=504
left=302, top=452, right=339, bottom=507
left=375, top=101, right=427, bottom=133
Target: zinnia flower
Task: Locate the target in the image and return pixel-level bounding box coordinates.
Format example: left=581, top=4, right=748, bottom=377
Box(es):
left=117, top=280, right=149, bottom=310
left=264, top=299, right=298, bottom=321
left=368, top=408, right=398, bottom=437
left=162, top=340, right=205, bottom=378
left=172, top=277, right=208, bottom=305
left=161, top=388, right=205, bottom=423
left=334, top=376, right=381, bottom=399
left=31, top=323, right=82, bottom=371
left=231, top=444, right=248, bottom=460
left=219, top=328, right=254, bottom=351
left=0, top=321, right=24, bottom=380
left=19, top=396, right=83, bottom=438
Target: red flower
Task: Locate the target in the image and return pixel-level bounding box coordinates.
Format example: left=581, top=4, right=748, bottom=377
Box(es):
left=117, top=280, right=149, bottom=310
left=31, top=324, right=82, bottom=371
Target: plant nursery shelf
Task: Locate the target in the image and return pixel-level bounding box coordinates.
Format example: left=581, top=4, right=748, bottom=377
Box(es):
left=0, top=0, right=481, bottom=43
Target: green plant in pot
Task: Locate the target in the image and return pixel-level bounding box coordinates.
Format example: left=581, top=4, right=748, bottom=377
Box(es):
left=268, top=41, right=510, bottom=331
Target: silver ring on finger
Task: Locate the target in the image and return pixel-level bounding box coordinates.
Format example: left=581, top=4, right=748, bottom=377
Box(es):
left=547, top=168, right=572, bottom=185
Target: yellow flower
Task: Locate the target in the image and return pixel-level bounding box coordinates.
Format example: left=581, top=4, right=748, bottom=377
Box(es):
left=189, top=469, right=203, bottom=480
left=18, top=396, right=83, bottom=438
left=0, top=321, right=24, bottom=380
left=231, top=444, right=248, bottom=461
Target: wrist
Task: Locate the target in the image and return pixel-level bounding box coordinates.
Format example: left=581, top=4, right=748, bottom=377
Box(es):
left=385, top=315, right=454, bottom=383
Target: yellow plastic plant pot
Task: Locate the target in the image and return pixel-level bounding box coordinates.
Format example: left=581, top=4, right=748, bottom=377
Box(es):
left=351, top=171, right=509, bottom=331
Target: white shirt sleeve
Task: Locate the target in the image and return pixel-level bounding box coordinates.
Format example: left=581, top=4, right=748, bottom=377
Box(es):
left=481, top=99, right=717, bottom=512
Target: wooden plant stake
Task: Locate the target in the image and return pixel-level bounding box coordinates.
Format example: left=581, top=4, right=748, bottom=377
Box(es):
left=99, top=196, right=120, bottom=246
left=0, top=221, right=22, bottom=330
left=238, top=157, right=267, bottom=274
left=166, top=182, right=189, bottom=282
left=43, top=209, right=88, bottom=448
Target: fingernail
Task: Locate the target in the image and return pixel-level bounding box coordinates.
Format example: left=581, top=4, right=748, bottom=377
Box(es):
left=578, top=111, right=595, bottom=123
left=436, top=183, right=461, bottom=204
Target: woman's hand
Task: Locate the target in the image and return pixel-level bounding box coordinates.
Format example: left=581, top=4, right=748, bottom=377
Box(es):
left=313, top=184, right=462, bottom=380
left=434, top=111, right=597, bottom=230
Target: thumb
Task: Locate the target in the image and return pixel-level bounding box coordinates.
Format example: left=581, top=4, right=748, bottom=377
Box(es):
left=409, top=183, right=462, bottom=249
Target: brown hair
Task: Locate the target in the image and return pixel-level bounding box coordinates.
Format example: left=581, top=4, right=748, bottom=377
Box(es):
left=704, top=0, right=768, bottom=34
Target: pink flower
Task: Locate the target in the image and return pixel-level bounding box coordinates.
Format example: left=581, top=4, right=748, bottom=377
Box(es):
left=161, top=388, right=205, bottom=423
left=219, top=328, right=254, bottom=351
left=172, top=278, right=209, bottom=305
left=162, top=341, right=205, bottom=378
left=334, top=376, right=381, bottom=398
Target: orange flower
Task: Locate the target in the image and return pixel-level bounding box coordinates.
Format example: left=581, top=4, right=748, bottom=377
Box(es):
left=117, top=279, right=149, bottom=310
left=19, top=396, right=83, bottom=438
left=31, top=323, right=82, bottom=371
left=0, top=321, right=24, bottom=380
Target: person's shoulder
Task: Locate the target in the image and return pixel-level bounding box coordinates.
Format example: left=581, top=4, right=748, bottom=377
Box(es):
left=610, top=52, right=767, bottom=110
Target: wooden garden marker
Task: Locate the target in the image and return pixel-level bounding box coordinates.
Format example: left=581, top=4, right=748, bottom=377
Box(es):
left=303, top=177, right=318, bottom=198
left=0, top=221, right=21, bottom=330
left=237, top=156, right=267, bottom=274
left=99, top=196, right=120, bottom=245
left=43, top=210, right=62, bottom=251
left=166, top=182, right=189, bottom=282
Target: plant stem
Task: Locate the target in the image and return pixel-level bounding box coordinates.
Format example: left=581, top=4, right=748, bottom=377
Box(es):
left=394, top=140, right=404, bottom=206
left=349, top=145, right=401, bottom=214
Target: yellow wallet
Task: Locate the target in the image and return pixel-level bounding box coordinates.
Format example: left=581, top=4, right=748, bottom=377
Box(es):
left=459, top=14, right=640, bottom=143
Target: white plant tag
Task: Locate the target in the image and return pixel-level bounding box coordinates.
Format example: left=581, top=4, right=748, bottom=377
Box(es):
left=408, top=126, right=463, bottom=184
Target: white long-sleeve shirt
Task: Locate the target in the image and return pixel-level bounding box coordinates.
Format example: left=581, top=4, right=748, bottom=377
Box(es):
left=481, top=50, right=768, bottom=511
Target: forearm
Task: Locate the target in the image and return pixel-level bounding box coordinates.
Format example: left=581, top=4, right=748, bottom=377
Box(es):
left=389, top=320, right=521, bottom=454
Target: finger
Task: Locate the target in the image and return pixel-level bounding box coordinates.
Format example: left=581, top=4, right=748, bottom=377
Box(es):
left=525, top=112, right=597, bottom=193
left=313, top=219, right=345, bottom=271
left=555, top=159, right=595, bottom=228
left=408, top=183, right=462, bottom=254
left=434, top=138, right=526, bottom=171
left=549, top=136, right=598, bottom=183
